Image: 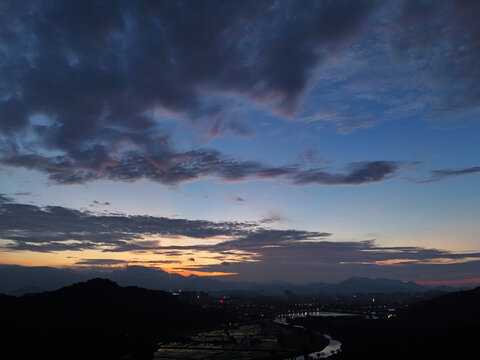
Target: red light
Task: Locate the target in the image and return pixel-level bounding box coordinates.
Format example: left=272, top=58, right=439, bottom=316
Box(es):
left=219, top=299, right=224, bottom=303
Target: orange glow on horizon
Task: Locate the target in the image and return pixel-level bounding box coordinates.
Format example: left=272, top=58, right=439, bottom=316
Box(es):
left=0, top=243, right=250, bottom=278
left=373, top=259, right=418, bottom=265
left=162, top=268, right=238, bottom=277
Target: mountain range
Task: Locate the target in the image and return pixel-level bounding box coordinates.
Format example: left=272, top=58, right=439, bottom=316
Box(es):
left=0, top=264, right=464, bottom=296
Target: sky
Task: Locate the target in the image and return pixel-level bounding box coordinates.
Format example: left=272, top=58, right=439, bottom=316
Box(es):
left=0, top=0, right=479, bottom=285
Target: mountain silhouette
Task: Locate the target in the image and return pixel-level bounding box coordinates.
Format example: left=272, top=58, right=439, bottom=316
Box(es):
left=401, top=285, right=480, bottom=321
left=0, top=278, right=227, bottom=359
left=324, top=276, right=426, bottom=294
left=1, top=265, right=461, bottom=296
left=292, top=286, right=480, bottom=359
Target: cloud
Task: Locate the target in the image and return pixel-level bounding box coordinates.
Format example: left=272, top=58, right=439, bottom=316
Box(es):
left=1, top=196, right=479, bottom=283
left=295, top=0, right=480, bottom=132
left=183, top=238, right=480, bottom=283
left=74, top=258, right=178, bottom=266
left=429, top=166, right=480, bottom=181
left=75, top=259, right=127, bottom=265
left=225, top=194, right=248, bottom=204
left=393, top=0, right=480, bottom=116
left=0, top=145, right=298, bottom=185
left=0, top=195, right=328, bottom=254
left=0, top=142, right=411, bottom=186
left=0, top=0, right=385, bottom=187
left=292, top=161, right=399, bottom=185
left=0, top=194, right=258, bottom=253
left=409, top=166, right=480, bottom=183
left=201, top=237, right=479, bottom=265
left=0, top=0, right=479, bottom=187
left=260, top=211, right=290, bottom=224
left=189, top=258, right=480, bottom=284
left=90, top=200, right=111, bottom=207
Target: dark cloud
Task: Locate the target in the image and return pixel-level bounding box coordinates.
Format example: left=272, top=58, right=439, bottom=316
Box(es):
left=74, top=258, right=177, bottom=266
left=0, top=195, right=259, bottom=253
left=90, top=200, right=111, bottom=207
left=0, top=145, right=297, bottom=185
left=1, top=196, right=479, bottom=283
left=226, top=194, right=248, bottom=203
left=0, top=196, right=331, bottom=255
left=190, top=259, right=480, bottom=284
left=209, top=229, right=331, bottom=252
left=162, top=251, right=184, bottom=257
left=75, top=259, right=127, bottom=265
left=0, top=0, right=384, bottom=187
left=1, top=1, right=474, bottom=187
left=295, top=0, right=480, bottom=132
left=292, top=161, right=399, bottom=185
left=259, top=212, right=290, bottom=224
left=185, top=239, right=480, bottom=283
left=0, top=142, right=411, bottom=186
left=430, top=166, right=480, bottom=180
left=2, top=195, right=478, bottom=266
left=410, top=166, right=480, bottom=183
left=394, top=0, right=480, bottom=115
left=0, top=1, right=478, bottom=189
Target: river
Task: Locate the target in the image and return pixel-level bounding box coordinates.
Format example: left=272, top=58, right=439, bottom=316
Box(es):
left=274, top=311, right=355, bottom=359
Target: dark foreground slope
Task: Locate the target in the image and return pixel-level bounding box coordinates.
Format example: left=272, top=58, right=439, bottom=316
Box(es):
left=0, top=278, right=228, bottom=360
left=292, top=286, right=480, bottom=359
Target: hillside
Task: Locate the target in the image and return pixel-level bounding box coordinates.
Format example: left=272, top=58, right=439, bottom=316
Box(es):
left=291, top=286, right=480, bottom=359
left=0, top=278, right=228, bottom=359
left=401, top=285, right=480, bottom=321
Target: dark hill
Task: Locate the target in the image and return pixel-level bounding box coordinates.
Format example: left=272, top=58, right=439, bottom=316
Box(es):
left=291, top=286, right=480, bottom=359
left=0, top=278, right=228, bottom=360
left=401, top=285, right=480, bottom=321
